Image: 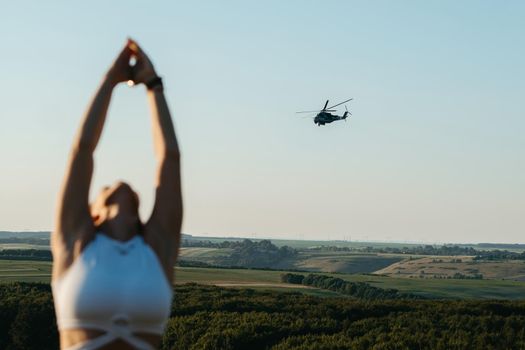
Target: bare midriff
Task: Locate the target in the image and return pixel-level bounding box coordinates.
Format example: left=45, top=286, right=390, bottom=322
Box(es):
left=60, top=329, right=160, bottom=350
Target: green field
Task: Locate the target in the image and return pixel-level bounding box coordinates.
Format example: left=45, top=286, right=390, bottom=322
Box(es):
left=178, top=247, right=233, bottom=264
left=0, top=260, right=52, bottom=283
left=174, top=266, right=525, bottom=300
left=179, top=246, right=405, bottom=274
left=2, top=259, right=525, bottom=300
left=0, top=243, right=50, bottom=250
left=294, top=251, right=404, bottom=273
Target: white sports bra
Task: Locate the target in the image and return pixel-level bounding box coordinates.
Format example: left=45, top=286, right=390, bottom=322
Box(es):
left=52, top=233, right=173, bottom=350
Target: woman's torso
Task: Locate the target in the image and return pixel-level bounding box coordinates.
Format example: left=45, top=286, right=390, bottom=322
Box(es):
left=52, top=233, right=173, bottom=350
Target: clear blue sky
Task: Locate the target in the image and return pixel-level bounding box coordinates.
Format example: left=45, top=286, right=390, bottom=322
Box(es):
left=0, top=1, right=523, bottom=243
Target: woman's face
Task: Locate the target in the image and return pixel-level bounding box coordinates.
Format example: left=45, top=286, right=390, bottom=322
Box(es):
left=91, top=181, right=140, bottom=224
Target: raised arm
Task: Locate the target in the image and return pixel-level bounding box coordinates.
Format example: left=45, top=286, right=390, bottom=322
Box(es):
left=146, top=86, right=183, bottom=250
left=131, top=42, right=183, bottom=269
left=53, top=44, right=133, bottom=256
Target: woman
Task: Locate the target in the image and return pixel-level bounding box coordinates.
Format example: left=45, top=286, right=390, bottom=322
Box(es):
left=51, top=40, right=182, bottom=350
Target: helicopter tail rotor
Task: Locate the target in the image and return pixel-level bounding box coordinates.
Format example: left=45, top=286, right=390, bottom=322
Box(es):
left=343, top=105, right=351, bottom=120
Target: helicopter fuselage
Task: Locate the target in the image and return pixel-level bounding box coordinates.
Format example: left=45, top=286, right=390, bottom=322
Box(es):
left=314, top=112, right=348, bottom=126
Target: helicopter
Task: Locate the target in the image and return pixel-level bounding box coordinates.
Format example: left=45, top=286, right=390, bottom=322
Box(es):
left=296, top=98, right=353, bottom=126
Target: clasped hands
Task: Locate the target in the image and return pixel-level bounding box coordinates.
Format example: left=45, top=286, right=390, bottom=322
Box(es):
left=106, top=39, right=158, bottom=88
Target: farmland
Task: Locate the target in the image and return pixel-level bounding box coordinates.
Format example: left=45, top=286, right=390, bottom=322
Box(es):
left=376, top=256, right=525, bottom=281
left=3, top=232, right=525, bottom=300
left=2, top=260, right=525, bottom=300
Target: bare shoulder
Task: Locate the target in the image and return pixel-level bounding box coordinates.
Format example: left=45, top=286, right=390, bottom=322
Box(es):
left=51, top=223, right=95, bottom=281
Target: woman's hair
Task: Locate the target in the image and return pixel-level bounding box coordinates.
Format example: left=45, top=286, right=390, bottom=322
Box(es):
left=130, top=191, right=144, bottom=235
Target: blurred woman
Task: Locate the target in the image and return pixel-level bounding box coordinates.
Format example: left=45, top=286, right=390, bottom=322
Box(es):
left=51, top=40, right=182, bottom=350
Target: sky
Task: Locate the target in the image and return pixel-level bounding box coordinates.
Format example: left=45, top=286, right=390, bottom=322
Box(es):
left=0, top=1, right=523, bottom=243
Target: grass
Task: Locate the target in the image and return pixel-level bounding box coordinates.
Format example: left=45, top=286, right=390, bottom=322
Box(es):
left=0, top=260, right=52, bottom=283
left=174, top=266, right=280, bottom=284
left=329, top=273, right=525, bottom=299
left=294, top=251, right=404, bottom=273
left=178, top=247, right=232, bottom=264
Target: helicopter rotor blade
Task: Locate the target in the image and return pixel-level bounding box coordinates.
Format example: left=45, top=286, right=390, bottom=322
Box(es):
left=327, top=98, right=353, bottom=110
left=322, top=100, right=329, bottom=111
left=296, top=109, right=336, bottom=114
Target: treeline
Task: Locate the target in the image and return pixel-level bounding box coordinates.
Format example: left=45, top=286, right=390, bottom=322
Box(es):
left=281, top=273, right=424, bottom=300
left=182, top=239, right=242, bottom=248
left=0, top=237, right=49, bottom=245
left=451, top=272, right=483, bottom=280
left=473, top=250, right=525, bottom=261
left=0, top=231, right=49, bottom=239
left=183, top=239, right=295, bottom=253
left=184, top=239, right=297, bottom=268
left=223, top=240, right=296, bottom=268
left=0, top=239, right=298, bottom=268
left=2, top=283, right=525, bottom=349
left=311, top=244, right=525, bottom=260
left=311, top=244, right=479, bottom=256
left=477, top=243, right=525, bottom=250
left=0, top=249, right=52, bottom=261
